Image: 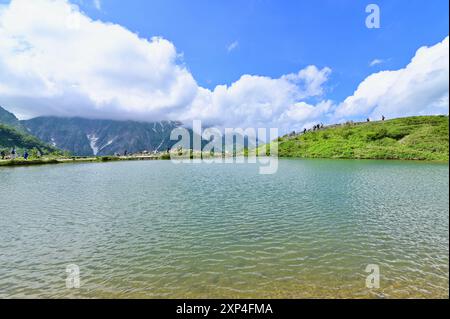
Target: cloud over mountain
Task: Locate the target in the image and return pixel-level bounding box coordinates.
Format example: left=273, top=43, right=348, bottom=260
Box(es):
left=0, top=0, right=198, bottom=120
left=0, top=0, right=448, bottom=134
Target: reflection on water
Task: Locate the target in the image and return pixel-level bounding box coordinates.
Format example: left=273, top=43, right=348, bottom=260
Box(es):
left=0, top=159, right=448, bottom=298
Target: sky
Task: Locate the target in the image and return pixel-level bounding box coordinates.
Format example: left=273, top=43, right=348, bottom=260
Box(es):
left=0, top=0, right=448, bottom=134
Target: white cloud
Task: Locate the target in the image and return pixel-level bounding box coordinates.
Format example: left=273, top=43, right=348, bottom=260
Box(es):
left=283, top=65, right=331, bottom=98
left=0, top=0, right=448, bottom=135
left=177, top=66, right=332, bottom=131
left=369, top=58, right=384, bottom=67
left=227, top=41, right=239, bottom=53
left=335, top=37, right=449, bottom=121
left=0, top=0, right=331, bottom=133
left=93, top=0, right=101, bottom=11
left=0, top=0, right=198, bottom=121
left=279, top=100, right=334, bottom=131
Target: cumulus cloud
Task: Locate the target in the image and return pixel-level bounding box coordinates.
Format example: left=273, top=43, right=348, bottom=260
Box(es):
left=0, top=0, right=448, bottom=135
left=0, top=0, right=331, bottom=133
left=0, top=0, right=198, bottom=120
left=283, top=65, right=331, bottom=98
left=335, top=37, right=449, bottom=121
left=179, top=67, right=331, bottom=131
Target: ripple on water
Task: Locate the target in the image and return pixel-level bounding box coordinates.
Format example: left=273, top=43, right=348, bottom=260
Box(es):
left=0, top=159, right=448, bottom=298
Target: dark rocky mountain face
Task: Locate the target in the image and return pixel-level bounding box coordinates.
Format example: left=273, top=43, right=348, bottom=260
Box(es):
left=22, top=117, right=184, bottom=156
left=2, top=105, right=255, bottom=157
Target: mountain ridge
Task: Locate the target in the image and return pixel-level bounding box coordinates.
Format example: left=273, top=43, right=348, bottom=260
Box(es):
left=22, top=116, right=184, bottom=156
left=0, top=105, right=27, bottom=132
left=1, top=106, right=247, bottom=157
left=275, top=115, right=449, bottom=161
left=0, top=105, right=59, bottom=154
left=0, top=123, right=58, bottom=154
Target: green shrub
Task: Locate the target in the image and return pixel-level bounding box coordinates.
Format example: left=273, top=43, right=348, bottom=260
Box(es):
left=366, top=128, right=388, bottom=141
left=342, top=130, right=353, bottom=139
left=160, top=153, right=171, bottom=160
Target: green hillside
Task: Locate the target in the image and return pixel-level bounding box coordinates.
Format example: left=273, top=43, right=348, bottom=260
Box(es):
left=0, top=123, right=58, bottom=154
left=276, top=115, right=449, bottom=161
left=0, top=105, right=27, bottom=131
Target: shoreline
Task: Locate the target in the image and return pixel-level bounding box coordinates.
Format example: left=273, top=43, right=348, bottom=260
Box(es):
left=1, top=154, right=448, bottom=168
left=0, top=155, right=169, bottom=167
left=278, top=155, right=449, bottom=164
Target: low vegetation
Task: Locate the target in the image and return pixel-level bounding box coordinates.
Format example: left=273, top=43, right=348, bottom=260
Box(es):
left=0, top=123, right=60, bottom=156
left=2, top=115, right=448, bottom=167
left=275, top=115, right=449, bottom=161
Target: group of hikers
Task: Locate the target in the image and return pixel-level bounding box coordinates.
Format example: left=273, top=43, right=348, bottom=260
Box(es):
left=302, top=123, right=325, bottom=135
left=1, top=148, right=32, bottom=160
left=296, top=115, right=387, bottom=137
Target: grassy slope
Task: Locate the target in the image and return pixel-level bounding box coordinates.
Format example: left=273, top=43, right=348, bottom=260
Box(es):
left=0, top=105, right=27, bottom=132
left=0, top=123, right=58, bottom=154
left=276, top=115, right=449, bottom=161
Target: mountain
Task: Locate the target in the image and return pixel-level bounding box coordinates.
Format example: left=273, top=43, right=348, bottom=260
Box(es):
left=0, top=105, right=27, bottom=132
left=275, top=115, right=449, bottom=161
left=1, top=106, right=250, bottom=157
left=0, top=106, right=58, bottom=154
left=3, top=105, right=300, bottom=159
left=0, top=123, right=58, bottom=154
left=22, top=117, right=184, bottom=156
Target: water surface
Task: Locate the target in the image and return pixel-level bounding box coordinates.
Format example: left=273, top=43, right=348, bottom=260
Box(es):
left=0, top=159, right=448, bottom=298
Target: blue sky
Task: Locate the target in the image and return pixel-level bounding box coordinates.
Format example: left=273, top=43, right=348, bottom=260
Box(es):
left=0, top=0, right=448, bottom=131
left=76, top=0, right=449, bottom=101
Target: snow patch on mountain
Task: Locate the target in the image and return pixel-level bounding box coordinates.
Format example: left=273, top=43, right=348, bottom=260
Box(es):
left=99, top=137, right=116, bottom=153
left=87, top=134, right=99, bottom=155
left=155, top=138, right=165, bottom=152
